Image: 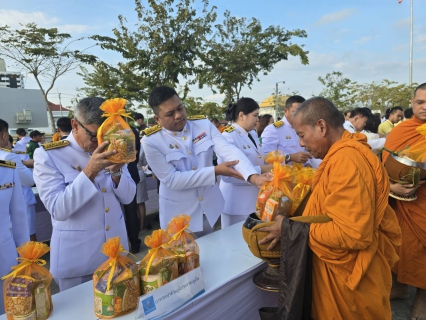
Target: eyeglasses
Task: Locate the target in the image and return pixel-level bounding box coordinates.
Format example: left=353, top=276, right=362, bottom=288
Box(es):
left=74, top=118, right=98, bottom=142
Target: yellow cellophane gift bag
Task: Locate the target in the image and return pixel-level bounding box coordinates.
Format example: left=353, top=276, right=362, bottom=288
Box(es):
left=166, top=215, right=200, bottom=277
left=398, top=123, right=426, bottom=163
left=93, top=237, right=140, bottom=319
left=255, top=162, right=296, bottom=221
left=139, top=230, right=178, bottom=294
left=264, top=150, right=286, bottom=164
left=97, top=98, right=136, bottom=164
left=2, top=241, right=53, bottom=320
left=290, top=167, right=316, bottom=215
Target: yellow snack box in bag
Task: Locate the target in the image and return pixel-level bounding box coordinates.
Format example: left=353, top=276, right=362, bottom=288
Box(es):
left=2, top=241, right=53, bottom=320
left=97, top=98, right=136, bottom=164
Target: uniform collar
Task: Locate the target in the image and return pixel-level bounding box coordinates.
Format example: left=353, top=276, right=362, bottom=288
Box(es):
left=232, top=122, right=248, bottom=135
left=283, top=116, right=292, bottom=128
left=162, top=122, right=189, bottom=137
left=66, top=131, right=87, bottom=153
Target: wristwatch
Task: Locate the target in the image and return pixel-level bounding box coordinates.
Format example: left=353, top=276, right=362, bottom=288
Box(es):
left=110, top=168, right=123, bottom=177
left=285, top=154, right=291, bottom=163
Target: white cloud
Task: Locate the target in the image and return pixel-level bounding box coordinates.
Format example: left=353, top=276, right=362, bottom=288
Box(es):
left=314, top=8, right=358, bottom=27
left=353, top=36, right=372, bottom=44
left=415, top=34, right=426, bottom=44
left=0, top=9, right=91, bottom=34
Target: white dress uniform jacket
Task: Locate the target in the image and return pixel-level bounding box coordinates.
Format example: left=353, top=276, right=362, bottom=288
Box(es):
left=343, top=121, right=386, bottom=150
left=260, top=117, right=321, bottom=168
left=33, top=132, right=135, bottom=279
left=218, top=123, right=263, bottom=216
left=13, top=136, right=31, bottom=152
left=0, top=161, right=30, bottom=315
left=142, top=118, right=258, bottom=232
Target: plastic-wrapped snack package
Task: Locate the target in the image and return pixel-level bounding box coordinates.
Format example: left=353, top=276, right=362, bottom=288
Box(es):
left=264, top=150, right=286, bottom=164
left=2, top=242, right=53, bottom=320
left=166, top=215, right=200, bottom=276
left=97, top=98, right=136, bottom=164
left=139, top=230, right=178, bottom=294
left=93, top=237, right=140, bottom=319
left=256, top=162, right=295, bottom=221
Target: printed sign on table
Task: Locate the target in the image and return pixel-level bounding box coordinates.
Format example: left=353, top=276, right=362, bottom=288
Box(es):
left=135, top=267, right=205, bottom=320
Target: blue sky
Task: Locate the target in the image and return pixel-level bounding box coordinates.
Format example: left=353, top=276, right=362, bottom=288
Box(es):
left=1, top=0, right=425, bottom=109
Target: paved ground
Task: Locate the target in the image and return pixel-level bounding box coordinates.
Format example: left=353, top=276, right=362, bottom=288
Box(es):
left=42, top=175, right=414, bottom=318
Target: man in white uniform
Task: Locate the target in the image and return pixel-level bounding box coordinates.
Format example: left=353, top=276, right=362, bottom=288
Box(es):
left=261, top=95, right=321, bottom=168
left=13, top=128, right=31, bottom=152
left=0, top=156, right=29, bottom=314
left=33, top=97, right=136, bottom=291
left=344, top=108, right=385, bottom=150
left=142, top=86, right=271, bottom=235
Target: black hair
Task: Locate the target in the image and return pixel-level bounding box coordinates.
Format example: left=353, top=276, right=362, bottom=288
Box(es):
left=57, top=117, right=72, bottom=133
left=148, top=86, right=178, bottom=115
left=414, top=82, right=426, bottom=96
left=30, top=130, right=42, bottom=138
left=257, top=114, right=273, bottom=137
left=0, top=118, right=8, bottom=133
left=134, top=113, right=145, bottom=120
left=344, top=110, right=351, bottom=116
left=364, top=113, right=380, bottom=133
left=387, top=106, right=403, bottom=117
left=16, top=128, right=26, bottom=136
left=349, top=108, right=370, bottom=119
left=8, top=135, right=13, bottom=144
left=404, top=108, right=413, bottom=119
left=285, top=95, right=305, bottom=110
left=294, top=97, right=344, bottom=129
left=225, top=97, right=259, bottom=122
left=211, top=118, right=220, bottom=124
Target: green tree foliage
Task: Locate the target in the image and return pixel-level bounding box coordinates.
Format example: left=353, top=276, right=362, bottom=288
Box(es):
left=318, top=71, right=354, bottom=110
left=0, top=23, right=97, bottom=132
left=88, top=0, right=217, bottom=103
left=201, top=102, right=226, bottom=119
left=197, top=10, right=309, bottom=103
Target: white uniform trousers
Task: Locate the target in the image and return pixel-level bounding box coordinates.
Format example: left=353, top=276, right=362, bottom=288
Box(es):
left=56, top=274, right=92, bottom=292
left=221, top=213, right=248, bottom=229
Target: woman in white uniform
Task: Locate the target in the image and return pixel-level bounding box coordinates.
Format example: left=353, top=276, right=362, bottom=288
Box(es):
left=218, top=98, right=272, bottom=228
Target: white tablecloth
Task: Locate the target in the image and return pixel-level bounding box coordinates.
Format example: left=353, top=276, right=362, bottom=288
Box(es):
left=0, top=222, right=277, bottom=320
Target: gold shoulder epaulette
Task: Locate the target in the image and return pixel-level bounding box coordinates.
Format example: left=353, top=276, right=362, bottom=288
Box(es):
left=224, top=126, right=235, bottom=133
left=0, top=159, right=16, bottom=169
left=188, top=115, right=207, bottom=120
left=42, top=140, right=70, bottom=151
left=273, top=120, right=284, bottom=128
left=14, top=151, right=27, bottom=154
left=0, top=147, right=11, bottom=153
left=143, top=125, right=162, bottom=137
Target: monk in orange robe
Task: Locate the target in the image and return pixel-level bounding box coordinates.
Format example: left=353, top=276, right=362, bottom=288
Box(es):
left=260, top=97, right=401, bottom=319
left=382, top=82, right=426, bottom=320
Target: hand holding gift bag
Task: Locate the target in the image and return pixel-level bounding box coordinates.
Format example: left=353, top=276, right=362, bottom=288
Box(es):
left=97, top=98, right=136, bottom=164
left=166, top=215, right=200, bottom=276
left=93, top=237, right=140, bottom=319
left=139, top=230, right=178, bottom=294
left=2, top=242, right=53, bottom=320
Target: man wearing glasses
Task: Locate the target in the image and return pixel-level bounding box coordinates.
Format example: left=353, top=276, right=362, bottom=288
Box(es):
left=33, top=97, right=136, bottom=292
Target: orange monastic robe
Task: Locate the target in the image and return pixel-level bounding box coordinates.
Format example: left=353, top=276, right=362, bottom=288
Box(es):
left=382, top=117, right=426, bottom=289
left=303, top=130, right=401, bottom=319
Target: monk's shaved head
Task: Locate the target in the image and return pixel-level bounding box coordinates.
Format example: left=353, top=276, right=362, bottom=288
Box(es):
left=293, top=97, right=344, bottom=129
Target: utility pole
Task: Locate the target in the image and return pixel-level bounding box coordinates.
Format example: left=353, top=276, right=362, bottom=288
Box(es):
left=409, top=0, right=413, bottom=86
left=57, top=88, right=63, bottom=117
left=275, top=81, right=285, bottom=119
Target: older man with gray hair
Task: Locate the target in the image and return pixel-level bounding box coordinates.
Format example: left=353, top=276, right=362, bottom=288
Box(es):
left=33, top=97, right=136, bottom=291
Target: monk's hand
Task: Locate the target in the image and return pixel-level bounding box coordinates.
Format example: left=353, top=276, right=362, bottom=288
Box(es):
left=214, top=160, right=244, bottom=180
left=248, top=172, right=273, bottom=188
left=258, top=215, right=284, bottom=250
left=290, top=151, right=312, bottom=164
left=390, top=182, right=421, bottom=196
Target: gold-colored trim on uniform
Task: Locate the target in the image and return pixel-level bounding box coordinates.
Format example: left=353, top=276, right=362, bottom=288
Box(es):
left=0, top=159, right=16, bottom=169
left=188, top=115, right=207, bottom=120
left=42, top=140, right=70, bottom=151
left=143, top=125, right=162, bottom=137
left=224, top=126, right=235, bottom=133
left=0, top=147, right=11, bottom=153
left=273, top=120, right=284, bottom=128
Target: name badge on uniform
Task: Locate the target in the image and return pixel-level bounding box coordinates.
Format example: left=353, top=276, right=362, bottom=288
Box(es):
left=0, top=182, right=15, bottom=190
left=192, top=132, right=207, bottom=144
left=285, top=136, right=291, bottom=139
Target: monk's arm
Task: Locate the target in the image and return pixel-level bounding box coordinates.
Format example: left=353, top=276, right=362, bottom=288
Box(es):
left=309, top=154, right=375, bottom=251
